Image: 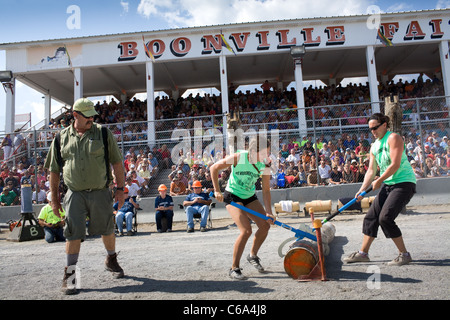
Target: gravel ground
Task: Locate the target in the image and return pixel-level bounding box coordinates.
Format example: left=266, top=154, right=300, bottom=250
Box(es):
left=0, top=204, right=448, bottom=306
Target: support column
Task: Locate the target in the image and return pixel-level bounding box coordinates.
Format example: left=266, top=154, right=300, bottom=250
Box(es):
left=439, top=40, right=450, bottom=108
left=73, top=68, right=83, bottom=102
left=5, top=77, right=16, bottom=133
left=44, top=93, right=51, bottom=128
left=146, top=61, right=156, bottom=146
left=294, top=60, right=307, bottom=137
left=219, top=54, right=229, bottom=150
left=366, top=45, right=380, bottom=114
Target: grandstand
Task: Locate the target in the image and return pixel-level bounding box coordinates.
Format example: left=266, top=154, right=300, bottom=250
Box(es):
left=1, top=9, right=449, bottom=203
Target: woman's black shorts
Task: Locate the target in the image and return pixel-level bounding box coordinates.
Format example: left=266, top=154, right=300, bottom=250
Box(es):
left=223, top=190, right=258, bottom=206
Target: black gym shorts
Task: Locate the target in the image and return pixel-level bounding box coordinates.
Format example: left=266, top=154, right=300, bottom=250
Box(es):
left=223, top=190, right=258, bottom=206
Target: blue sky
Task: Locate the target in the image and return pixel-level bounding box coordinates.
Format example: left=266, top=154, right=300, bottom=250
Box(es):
left=0, top=0, right=449, bottom=131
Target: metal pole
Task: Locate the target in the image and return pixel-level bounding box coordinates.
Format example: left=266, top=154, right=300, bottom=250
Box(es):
left=416, top=98, right=426, bottom=176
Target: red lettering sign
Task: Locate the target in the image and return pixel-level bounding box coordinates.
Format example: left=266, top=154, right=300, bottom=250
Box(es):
left=201, top=35, right=222, bottom=54
left=229, top=32, right=250, bottom=52
left=324, top=26, right=345, bottom=45
left=170, top=37, right=191, bottom=57
left=147, top=39, right=165, bottom=59
left=256, top=31, right=270, bottom=50
left=118, top=41, right=139, bottom=61
left=404, top=20, right=426, bottom=40
left=379, top=22, right=399, bottom=40
left=301, top=28, right=321, bottom=47
left=429, top=19, right=444, bottom=39
left=276, top=29, right=297, bottom=49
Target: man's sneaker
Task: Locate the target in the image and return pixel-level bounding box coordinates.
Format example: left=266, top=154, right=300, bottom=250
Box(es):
left=126, top=230, right=134, bottom=236
left=247, top=254, right=266, bottom=273
left=229, top=268, right=247, bottom=280
left=105, top=253, right=124, bottom=278
left=387, top=252, right=412, bottom=266
left=200, top=227, right=207, bottom=232
left=61, top=266, right=79, bottom=295
left=187, top=227, right=194, bottom=233
left=343, top=251, right=370, bottom=263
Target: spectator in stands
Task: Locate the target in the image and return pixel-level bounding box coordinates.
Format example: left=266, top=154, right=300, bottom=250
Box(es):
left=155, top=184, right=174, bottom=233
left=38, top=192, right=66, bottom=243
left=113, top=187, right=139, bottom=236
left=0, top=187, right=17, bottom=206
left=296, top=165, right=307, bottom=186
left=183, top=180, right=211, bottom=232
left=170, top=175, right=188, bottom=196
left=137, top=162, right=151, bottom=189
left=319, top=143, right=332, bottom=160
left=343, top=135, right=356, bottom=150
left=302, top=141, right=315, bottom=154
left=286, top=148, right=300, bottom=166
left=32, top=186, right=47, bottom=204
left=440, top=136, right=448, bottom=150
left=331, top=150, right=345, bottom=166
left=125, top=176, right=140, bottom=202
left=176, top=170, right=189, bottom=187
left=318, top=160, right=331, bottom=185
left=329, top=166, right=343, bottom=185
left=4, top=170, right=19, bottom=190
left=280, top=144, right=289, bottom=159
left=148, top=153, right=159, bottom=174
left=217, top=168, right=230, bottom=192
left=1, top=134, right=13, bottom=161
left=433, top=140, right=444, bottom=155
left=201, top=171, right=214, bottom=193
left=159, top=144, right=171, bottom=169
left=355, top=164, right=366, bottom=183
left=342, top=163, right=355, bottom=183
left=307, top=168, right=318, bottom=186
left=410, top=160, right=423, bottom=179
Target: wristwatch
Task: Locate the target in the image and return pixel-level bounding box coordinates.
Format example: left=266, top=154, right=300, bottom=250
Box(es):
left=116, top=187, right=124, bottom=191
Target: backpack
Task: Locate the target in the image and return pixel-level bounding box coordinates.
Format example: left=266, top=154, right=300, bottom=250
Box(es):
left=54, top=126, right=111, bottom=189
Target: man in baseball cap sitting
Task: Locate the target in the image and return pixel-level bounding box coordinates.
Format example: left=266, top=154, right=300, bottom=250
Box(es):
left=113, top=187, right=140, bottom=236
left=183, top=180, right=212, bottom=232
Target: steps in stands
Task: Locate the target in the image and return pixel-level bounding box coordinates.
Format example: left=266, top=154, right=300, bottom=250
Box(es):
left=143, top=168, right=172, bottom=197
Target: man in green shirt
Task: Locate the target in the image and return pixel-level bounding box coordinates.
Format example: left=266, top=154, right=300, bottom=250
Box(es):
left=44, top=98, right=126, bottom=295
left=38, top=192, right=66, bottom=243
left=0, top=187, right=17, bottom=206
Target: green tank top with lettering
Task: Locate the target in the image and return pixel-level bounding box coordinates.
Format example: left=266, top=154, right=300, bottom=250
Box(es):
left=225, top=150, right=266, bottom=199
left=370, top=131, right=416, bottom=185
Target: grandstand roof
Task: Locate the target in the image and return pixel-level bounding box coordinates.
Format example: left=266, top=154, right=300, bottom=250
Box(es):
left=1, top=9, right=449, bottom=105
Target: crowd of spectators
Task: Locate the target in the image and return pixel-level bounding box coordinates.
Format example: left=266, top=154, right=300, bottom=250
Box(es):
left=1, top=76, right=449, bottom=207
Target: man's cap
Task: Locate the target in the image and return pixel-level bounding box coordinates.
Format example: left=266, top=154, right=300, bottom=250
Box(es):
left=73, top=98, right=98, bottom=117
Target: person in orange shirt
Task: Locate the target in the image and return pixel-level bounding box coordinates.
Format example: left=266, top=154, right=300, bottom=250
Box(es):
left=170, top=175, right=188, bottom=196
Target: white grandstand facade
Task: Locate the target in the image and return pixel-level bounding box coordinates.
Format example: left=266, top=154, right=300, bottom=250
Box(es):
left=1, top=9, right=450, bottom=141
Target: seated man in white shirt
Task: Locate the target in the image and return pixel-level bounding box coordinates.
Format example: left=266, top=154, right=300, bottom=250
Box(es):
left=125, top=176, right=141, bottom=202
left=318, top=160, right=331, bottom=185
left=285, top=149, right=300, bottom=166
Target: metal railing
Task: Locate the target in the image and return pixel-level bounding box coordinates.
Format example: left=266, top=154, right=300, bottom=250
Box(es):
left=1, top=95, right=449, bottom=202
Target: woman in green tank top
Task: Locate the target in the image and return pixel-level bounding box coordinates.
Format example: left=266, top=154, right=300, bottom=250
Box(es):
left=344, top=113, right=416, bottom=266
left=210, top=137, right=275, bottom=280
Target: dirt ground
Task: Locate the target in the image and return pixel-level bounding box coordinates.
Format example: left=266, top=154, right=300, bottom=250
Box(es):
left=0, top=204, right=449, bottom=310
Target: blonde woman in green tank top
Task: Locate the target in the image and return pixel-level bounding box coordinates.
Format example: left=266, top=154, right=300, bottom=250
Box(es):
left=344, top=113, right=416, bottom=266
left=210, top=137, right=275, bottom=280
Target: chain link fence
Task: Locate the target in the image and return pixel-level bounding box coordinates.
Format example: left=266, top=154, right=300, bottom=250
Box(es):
left=1, top=96, right=449, bottom=206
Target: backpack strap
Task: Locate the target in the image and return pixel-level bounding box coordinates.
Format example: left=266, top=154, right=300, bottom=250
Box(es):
left=101, top=126, right=112, bottom=188
left=55, top=132, right=64, bottom=170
